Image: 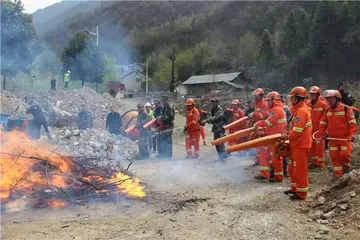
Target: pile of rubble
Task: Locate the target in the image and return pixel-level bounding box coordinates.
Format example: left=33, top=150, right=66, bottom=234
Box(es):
left=0, top=90, right=27, bottom=115
left=28, top=87, right=135, bottom=129
left=52, top=127, right=138, bottom=165
left=307, top=170, right=360, bottom=238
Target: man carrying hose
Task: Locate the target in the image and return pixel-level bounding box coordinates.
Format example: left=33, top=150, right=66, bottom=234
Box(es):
left=281, top=87, right=312, bottom=200
left=184, top=98, right=201, bottom=159
left=317, top=90, right=358, bottom=180
left=307, top=86, right=327, bottom=169
left=254, top=91, right=287, bottom=182
left=202, top=97, right=228, bottom=163
left=228, top=99, right=245, bottom=147
left=248, top=88, right=269, bottom=166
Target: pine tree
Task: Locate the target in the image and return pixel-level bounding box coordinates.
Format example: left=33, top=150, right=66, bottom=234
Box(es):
left=258, top=29, right=276, bottom=61
left=279, top=11, right=298, bottom=58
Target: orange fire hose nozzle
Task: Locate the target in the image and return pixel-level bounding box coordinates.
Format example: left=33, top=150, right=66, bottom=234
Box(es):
left=312, top=130, right=353, bottom=142
left=143, top=118, right=157, bottom=129
left=211, top=126, right=264, bottom=145
left=223, top=117, right=248, bottom=130
left=226, top=133, right=282, bottom=153
left=125, top=125, right=136, bottom=134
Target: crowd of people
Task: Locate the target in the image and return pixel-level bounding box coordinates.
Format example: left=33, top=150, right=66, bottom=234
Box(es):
left=27, top=79, right=359, bottom=200
left=179, top=82, right=358, bottom=201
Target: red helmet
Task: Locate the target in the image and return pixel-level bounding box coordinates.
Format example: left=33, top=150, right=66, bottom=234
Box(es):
left=265, top=91, right=281, bottom=101
left=289, top=86, right=307, bottom=98
left=185, top=98, right=195, bottom=105
left=252, top=88, right=264, bottom=96
left=232, top=99, right=240, bottom=105
left=308, top=86, right=321, bottom=94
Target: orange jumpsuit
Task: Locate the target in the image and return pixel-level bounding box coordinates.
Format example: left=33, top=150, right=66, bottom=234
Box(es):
left=185, top=107, right=201, bottom=157
left=228, top=108, right=245, bottom=146
left=307, top=98, right=327, bottom=167
left=318, top=103, right=358, bottom=177
left=288, top=101, right=312, bottom=199
left=257, top=101, right=287, bottom=181
left=252, top=99, right=269, bottom=164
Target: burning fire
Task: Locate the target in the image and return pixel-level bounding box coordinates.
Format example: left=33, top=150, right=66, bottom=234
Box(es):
left=0, top=131, right=146, bottom=211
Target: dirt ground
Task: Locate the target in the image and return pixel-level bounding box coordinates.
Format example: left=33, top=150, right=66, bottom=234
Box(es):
left=1, top=115, right=359, bottom=240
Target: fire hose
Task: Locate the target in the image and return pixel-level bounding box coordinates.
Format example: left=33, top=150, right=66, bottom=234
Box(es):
left=312, top=130, right=355, bottom=142
left=211, top=126, right=265, bottom=145
left=223, top=117, right=248, bottom=130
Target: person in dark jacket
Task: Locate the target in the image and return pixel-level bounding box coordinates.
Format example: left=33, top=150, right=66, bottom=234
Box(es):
left=136, top=103, right=150, bottom=160
left=26, top=100, right=52, bottom=140
left=202, top=97, right=227, bottom=162
left=152, top=100, right=163, bottom=152
left=245, top=100, right=255, bottom=116
left=157, top=95, right=175, bottom=159
left=106, top=106, right=122, bottom=135
left=50, top=75, right=56, bottom=91
left=77, top=104, right=93, bottom=130
left=336, top=81, right=355, bottom=106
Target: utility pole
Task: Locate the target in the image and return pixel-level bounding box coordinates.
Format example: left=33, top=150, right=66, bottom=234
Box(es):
left=84, top=26, right=100, bottom=93
left=146, top=61, right=149, bottom=94
left=169, top=52, right=176, bottom=92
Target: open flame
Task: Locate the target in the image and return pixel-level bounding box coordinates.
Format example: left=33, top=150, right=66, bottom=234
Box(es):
left=0, top=131, right=146, bottom=211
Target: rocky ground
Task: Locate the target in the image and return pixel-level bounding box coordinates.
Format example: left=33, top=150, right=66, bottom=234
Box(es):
left=2, top=135, right=360, bottom=240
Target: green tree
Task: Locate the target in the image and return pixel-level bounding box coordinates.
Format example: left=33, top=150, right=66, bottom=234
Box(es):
left=279, top=11, right=298, bottom=58
left=257, top=29, right=276, bottom=74
left=1, top=0, right=38, bottom=90
left=296, top=8, right=310, bottom=50
left=35, top=48, right=62, bottom=75
left=61, top=32, right=106, bottom=91
left=237, top=32, right=259, bottom=68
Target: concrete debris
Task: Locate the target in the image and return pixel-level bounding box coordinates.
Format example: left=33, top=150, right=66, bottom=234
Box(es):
left=52, top=127, right=138, bottom=163
left=309, top=210, right=323, bottom=220
left=316, top=219, right=329, bottom=224
left=314, top=233, right=323, bottom=239
left=338, top=203, right=349, bottom=211
left=349, top=191, right=356, bottom=198
left=322, top=211, right=336, bottom=219
left=317, top=226, right=330, bottom=234
left=318, top=197, right=326, bottom=205
left=0, top=90, right=28, bottom=115
left=27, top=87, right=136, bottom=129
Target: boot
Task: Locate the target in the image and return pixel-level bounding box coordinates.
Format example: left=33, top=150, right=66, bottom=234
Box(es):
left=254, top=175, right=267, bottom=181
left=215, top=159, right=225, bottom=163
left=269, top=178, right=281, bottom=183
left=290, top=194, right=305, bottom=201
left=252, top=162, right=260, bottom=167
left=203, top=140, right=207, bottom=146
left=284, top=189, right=295, bottom=195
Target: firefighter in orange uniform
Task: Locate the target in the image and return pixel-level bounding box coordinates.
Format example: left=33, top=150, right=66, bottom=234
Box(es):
left=184, top=98, right=201, bottom=159
left=317, top=90, right=358, bottom=179
left=248, top=88, right=269, bottom=166
left=307, top=86, right=327, bottom=168
left=228, top=99, right=245, bottom=146
left=255, top=91, right=287, bottom=182
left=282, top=87, right=312, bottom=200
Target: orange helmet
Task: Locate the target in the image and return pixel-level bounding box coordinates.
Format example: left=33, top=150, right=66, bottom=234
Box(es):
left=232, top=99, right=240, bottom=105
left=265, top=91, right=281, bottom=101
left=185, top=98, right=195, bottom=105
left=289, top=86, right=307, bottom=98
left=252, top=88, right=264, bottom=96
left=323, top=90, right=341, bottom=98
left=308, top=86, right=321, bottom=94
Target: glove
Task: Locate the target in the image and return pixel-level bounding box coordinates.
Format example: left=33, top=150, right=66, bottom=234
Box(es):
left=322, top=133, right=328, bottom=140
left=252, top=122, right=258, bottom=132
left=280, top=134, right=288, bottom=141
left=200, top=120, right=207, bottom=125
left=183, top=125, right=188, bottom=132
left=248, top=113, right=253, bottom=119
left=349, top=135, right=356, bottom=142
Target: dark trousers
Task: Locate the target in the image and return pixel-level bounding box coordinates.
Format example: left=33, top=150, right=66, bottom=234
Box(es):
left=158, top=130, right=173, bottom=158
left=214, top=131, right=227, bottom=160
left=153, top=134, right=158, bottom=151
left=138, top=135, right=149, bottom=160
left=34, top=121, right=52, bottom=140
left=64, top=82, right=69, bottom=88
left=271, top=156, right=288, bottom=177
left=51, top=84, right=56, bottom=91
